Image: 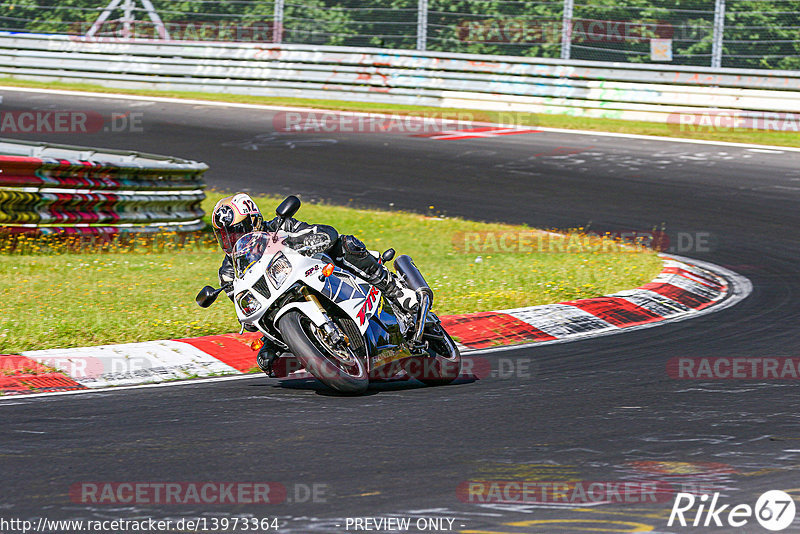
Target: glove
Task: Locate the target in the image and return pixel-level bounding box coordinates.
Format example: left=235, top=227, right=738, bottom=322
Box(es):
left=221, top=280, right=235, bottom=300
left=285, top=233, right=330, bottom=255
left=218, top=256, right=236, bottom=300
left=283, top=234, right=305, bottom=250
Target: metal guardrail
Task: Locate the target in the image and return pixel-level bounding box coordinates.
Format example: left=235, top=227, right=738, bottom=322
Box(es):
left=0, top=32, right=799, bottom=126
left=0, top=137, right=208, bottom=235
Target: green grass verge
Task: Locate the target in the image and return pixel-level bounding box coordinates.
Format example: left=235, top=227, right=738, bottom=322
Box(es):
left=0, top=193, right=663, bottom=353
left=1, top=76, right=799, bottom=148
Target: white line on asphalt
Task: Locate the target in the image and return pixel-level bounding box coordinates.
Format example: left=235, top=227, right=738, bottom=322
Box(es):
left=0, top=373, right=261, bottom=403
left=746, top=148, right=785, bottom=154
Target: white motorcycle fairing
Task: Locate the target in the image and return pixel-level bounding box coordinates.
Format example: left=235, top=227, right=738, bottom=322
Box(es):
left=230, top=231, right=382, bottom=335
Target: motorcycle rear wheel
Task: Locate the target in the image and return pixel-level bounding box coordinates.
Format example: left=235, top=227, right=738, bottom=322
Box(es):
left=402, top=318, right=462, bottom=386
left=278, top=311, right=369, bottom=394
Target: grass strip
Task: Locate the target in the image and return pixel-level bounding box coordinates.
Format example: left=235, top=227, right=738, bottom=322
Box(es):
left=0, top=193, right=662, bottom=353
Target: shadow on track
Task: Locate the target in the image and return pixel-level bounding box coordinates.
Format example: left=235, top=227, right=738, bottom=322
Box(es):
left=245, top=374, right=479, bottom=396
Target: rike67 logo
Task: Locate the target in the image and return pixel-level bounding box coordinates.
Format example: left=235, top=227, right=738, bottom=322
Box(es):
left=668, top=490, right=796, bottom=531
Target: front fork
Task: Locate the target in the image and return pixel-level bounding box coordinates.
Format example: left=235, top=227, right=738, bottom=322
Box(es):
left=301, top=286, right=348, bottom=347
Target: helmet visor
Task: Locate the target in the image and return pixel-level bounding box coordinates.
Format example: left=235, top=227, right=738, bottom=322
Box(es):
left=214, top=222, right=250, bottom=255
left=232, top=232, right=270, bottom=278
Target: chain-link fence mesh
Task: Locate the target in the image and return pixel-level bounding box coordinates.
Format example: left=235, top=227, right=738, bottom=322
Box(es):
left=426, top=0, right=565, bottom=58
left=0, top=0, right=798, bottom=70
left=725, top=0, right=800, bottom=69
left=568, top=1, right=714, bottom=66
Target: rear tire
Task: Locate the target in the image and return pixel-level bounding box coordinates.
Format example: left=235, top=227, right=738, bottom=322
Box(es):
left=278, top=311, right=368, bottom=394
left=402, top=319, right=462, bottom=386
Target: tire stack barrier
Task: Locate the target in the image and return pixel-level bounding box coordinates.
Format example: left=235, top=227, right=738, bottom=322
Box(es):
left=0, top=138, right=208, bottom=238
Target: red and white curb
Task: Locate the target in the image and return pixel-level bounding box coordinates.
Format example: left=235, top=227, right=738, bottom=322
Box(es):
left=442, top=254, right=751, bottom=352
left=0, top=254, right=750, bottom=396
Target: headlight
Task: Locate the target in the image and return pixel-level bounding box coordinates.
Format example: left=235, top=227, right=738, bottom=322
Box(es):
left=236, top=290, right=262, bottom=316
left=267, top=252, right=292, bottom=288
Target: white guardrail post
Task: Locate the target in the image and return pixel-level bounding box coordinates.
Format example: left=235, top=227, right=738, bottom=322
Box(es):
left=416, top=0, right=428, bottom=51
left=274, top=0, right=285, bottom=44
left=561, top=0, right=574, bottom=60
left=711, top=0, right=726, bottom=69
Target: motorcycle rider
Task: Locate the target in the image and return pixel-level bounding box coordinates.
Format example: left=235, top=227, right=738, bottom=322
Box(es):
left=211, top=193, right=416, bottom=376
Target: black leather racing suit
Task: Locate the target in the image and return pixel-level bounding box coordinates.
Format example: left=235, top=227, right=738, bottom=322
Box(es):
left=218, top=215, right=390, bottom=298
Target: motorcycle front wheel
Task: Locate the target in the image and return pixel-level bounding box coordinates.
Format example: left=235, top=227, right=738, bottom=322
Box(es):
left=278, top=311, right=369, bottom=394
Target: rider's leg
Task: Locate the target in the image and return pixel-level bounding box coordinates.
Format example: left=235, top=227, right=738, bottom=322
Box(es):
left=331, top=235, right=417, bottom=313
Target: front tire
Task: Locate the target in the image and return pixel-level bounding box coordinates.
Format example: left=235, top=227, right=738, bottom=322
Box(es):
left=278, top=311, right=368, bottom=394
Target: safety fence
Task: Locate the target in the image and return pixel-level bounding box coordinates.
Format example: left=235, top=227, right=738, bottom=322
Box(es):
left=0, top=138, right=207, bottom=238
left=1, top=33, right=799, bottom=129
left=0, top=0, right=798, bottom=70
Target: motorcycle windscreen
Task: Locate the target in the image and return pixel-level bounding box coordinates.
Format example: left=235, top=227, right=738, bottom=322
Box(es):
left=232, top=231, right=271, bottom=278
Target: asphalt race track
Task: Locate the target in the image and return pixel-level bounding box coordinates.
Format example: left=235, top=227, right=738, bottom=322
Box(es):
left=3, top=89, right=800, bottom=533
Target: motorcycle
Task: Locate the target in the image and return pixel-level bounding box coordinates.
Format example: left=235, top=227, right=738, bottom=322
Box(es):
left=195, top=195, right=461, bottom=394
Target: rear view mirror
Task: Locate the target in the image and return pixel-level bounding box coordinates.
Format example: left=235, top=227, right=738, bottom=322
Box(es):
left=276, top=195, right=301, bottom=219
left=196, top=285, right=223, bottom=308
left=381, top=248, right=396, bottom=263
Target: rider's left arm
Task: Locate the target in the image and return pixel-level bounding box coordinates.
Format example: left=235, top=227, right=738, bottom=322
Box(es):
left=282, top=219, right=339, bottom=255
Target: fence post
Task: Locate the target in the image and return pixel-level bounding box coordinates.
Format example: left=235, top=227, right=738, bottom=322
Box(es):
left=274, top=0, right=285, bottom=44
left=121, top=0, right=133, bottom=38
left=711, top=0, right=725, bottom=68
left=417, top=0, right=428, bottom=51
left=561, top=0, right=574, bottom=60
left=139, top=0, right=169, bottom=39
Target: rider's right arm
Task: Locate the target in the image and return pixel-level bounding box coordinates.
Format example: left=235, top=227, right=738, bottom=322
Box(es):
left=219, top=255, right=236, bottom=301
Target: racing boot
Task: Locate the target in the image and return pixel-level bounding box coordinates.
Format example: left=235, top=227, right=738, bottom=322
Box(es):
left=255, top=337, right=282, bottom=377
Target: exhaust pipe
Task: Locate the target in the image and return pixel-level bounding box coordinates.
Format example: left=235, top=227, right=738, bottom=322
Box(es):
left=394, top=255, right=434, bottom=347
left=394, top=255, right=433, bottom=305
